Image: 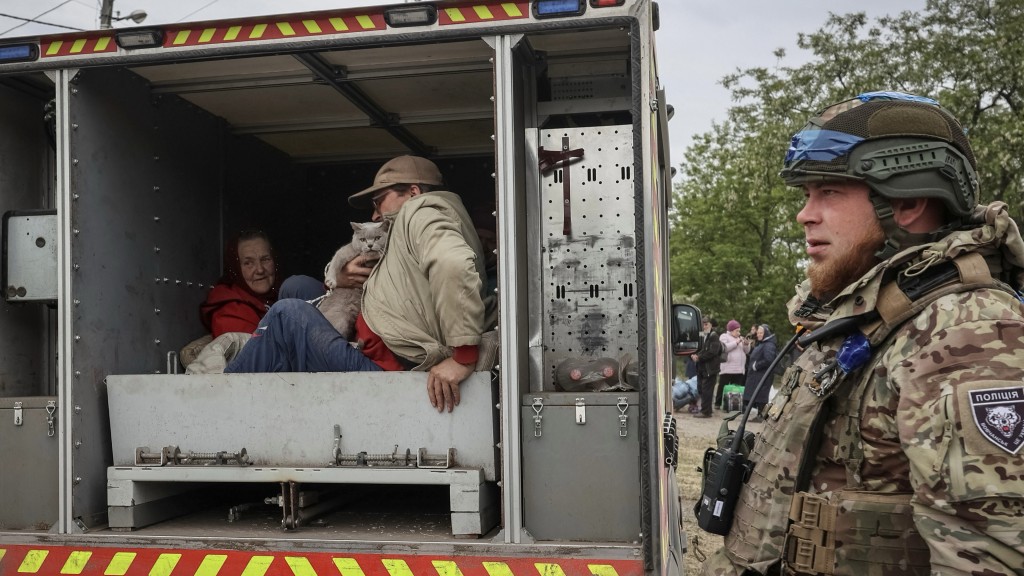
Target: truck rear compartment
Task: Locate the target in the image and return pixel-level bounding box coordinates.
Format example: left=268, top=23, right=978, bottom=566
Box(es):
left=1, top=21, right=648, bottom=551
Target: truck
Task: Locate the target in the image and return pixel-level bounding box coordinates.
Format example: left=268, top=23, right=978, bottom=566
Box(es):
left=0, top=1, right=701, bottom=574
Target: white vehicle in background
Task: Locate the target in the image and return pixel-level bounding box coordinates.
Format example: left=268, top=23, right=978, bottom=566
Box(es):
left=0, top=1, right=699, bottom=574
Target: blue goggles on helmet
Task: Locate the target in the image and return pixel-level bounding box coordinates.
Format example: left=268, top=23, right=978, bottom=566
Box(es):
left=783, top=91, right=941, bottom=166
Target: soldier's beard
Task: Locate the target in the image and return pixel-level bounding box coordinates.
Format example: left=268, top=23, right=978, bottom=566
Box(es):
left=806, top=221, right=886, bottom=302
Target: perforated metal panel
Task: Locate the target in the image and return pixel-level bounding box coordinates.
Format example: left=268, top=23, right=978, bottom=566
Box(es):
left=538, top=125, right=637, bottom=388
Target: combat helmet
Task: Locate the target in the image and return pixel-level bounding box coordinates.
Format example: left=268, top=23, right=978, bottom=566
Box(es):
left=780, top=91, right=979, bottom=259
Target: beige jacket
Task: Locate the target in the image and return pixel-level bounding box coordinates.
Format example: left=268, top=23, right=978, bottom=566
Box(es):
left=362, top=191, right=494, bottom=368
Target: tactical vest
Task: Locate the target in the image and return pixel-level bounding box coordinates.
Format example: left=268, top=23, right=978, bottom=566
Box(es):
left=722, top=252, right=1009, bottom=576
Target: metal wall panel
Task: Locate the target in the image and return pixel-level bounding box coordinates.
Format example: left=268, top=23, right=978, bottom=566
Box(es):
left=0, top=82, right=54, bottom=397
left=4, top=210, right=58, bottom=302
left=535, top=125, right=637, bottom=389
left=68, top=67, right=222, bottom=527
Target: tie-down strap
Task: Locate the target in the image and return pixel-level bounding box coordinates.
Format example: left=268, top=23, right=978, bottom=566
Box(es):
left=539, top=136, right=584, bottom=236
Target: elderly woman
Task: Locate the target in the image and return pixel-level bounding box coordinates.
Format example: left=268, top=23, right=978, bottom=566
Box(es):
left=200, top=230, right=282, bottom=337
left=742, top=324, right=777, bottom=419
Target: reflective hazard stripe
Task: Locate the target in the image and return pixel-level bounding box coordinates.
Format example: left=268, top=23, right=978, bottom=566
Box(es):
left=41, top=35, right=116, bottom=57
left=439, top=2, right=528, bottom=25
left=0, top=545, right=643, bottom=576
left=162, top=12, right=385, bottom=48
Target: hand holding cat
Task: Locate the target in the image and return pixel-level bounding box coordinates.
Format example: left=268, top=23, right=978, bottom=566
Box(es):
left=335, top=255, right=374, bottom=289
left=427, top=357, right=475, bottom=413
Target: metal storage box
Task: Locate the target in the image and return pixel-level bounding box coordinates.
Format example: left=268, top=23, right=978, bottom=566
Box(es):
left=521, top=392, right=640, bottom=541
left=0, top=396, right=58, bottom=529
left=106, top=372, right=498, bottom=479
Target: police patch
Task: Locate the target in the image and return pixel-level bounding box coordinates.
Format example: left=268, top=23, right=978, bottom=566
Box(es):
left=969, top=386, right=1024, bottom=455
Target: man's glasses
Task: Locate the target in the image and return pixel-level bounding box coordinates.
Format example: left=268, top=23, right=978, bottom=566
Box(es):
left=371, top=188, right=396, bottom=212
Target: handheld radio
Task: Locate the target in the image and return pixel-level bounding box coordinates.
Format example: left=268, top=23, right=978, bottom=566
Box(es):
left=695, top=327, right=805, bottom=535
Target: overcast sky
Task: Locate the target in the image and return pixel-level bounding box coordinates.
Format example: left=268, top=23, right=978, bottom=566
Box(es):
left=0, top=0, right=927, bottom=170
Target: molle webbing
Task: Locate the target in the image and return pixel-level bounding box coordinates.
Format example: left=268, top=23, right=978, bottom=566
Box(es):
left=784, top=491, right=929, bottom=575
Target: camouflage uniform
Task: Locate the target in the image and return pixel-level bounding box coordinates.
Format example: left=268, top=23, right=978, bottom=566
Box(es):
left=701, top=202, right=1024, bottom=576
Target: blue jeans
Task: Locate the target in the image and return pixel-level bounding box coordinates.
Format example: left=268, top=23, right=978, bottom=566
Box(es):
left=225, top=299, right=381, bottom=373
left=279, top=275, right=326, bottom=301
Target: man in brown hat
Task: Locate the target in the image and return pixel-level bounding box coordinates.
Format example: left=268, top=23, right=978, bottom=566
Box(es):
left=227, top=156, right=495, bottom=413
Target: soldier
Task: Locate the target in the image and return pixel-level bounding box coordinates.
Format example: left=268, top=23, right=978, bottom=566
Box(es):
left=701, top=92, right=1024, bottom=575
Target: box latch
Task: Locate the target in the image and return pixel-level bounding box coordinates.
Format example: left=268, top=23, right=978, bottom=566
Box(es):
left=13, top=401, right=23, bottom=426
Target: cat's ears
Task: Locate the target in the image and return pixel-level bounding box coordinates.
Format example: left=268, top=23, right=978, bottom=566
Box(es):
left=350, top=222, right=362, bottom=231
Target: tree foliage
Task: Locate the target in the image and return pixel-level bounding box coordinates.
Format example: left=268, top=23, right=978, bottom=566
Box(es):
left=671, top=0, right=1024, bottom=333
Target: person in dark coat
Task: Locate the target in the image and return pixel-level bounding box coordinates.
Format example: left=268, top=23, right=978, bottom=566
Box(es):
left=742, top=323, right=777, bottom=417
left=690, top=317, right=723, bottom=418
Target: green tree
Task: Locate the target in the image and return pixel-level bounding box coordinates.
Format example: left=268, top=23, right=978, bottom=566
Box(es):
left=672, top=0, right=1024, bottom=335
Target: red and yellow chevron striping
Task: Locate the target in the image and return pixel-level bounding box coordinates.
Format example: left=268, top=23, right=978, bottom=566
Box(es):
left=0, top=545, right=643, bottom=576
left=439, top=3, right=529, bottom=25
left=41, top=36, right=116, bottom=58
left=163, top=13, right=387, bottom=48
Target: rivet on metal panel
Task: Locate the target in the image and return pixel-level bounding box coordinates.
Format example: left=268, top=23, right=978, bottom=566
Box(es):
left=72, top=158, right=79, bottom=165
left=491, top=173, right=496, bottom=178
left=73, top=299, right=80, bottom=306
left=73, top=477, right=81, bottom=485
left=153, top=216, right=160, bottom=222
left=75, top=440, right=83, bottom=448
left=73, top=193, right=79, bottom=200
left=153, top=246, right=160, bottom=253
left=154, top=339, right=161, bottom=345
left=154, top=308, right=161, bottom=314
left=153, top=186, right=160, bottom=192
left=74, top=371, right=80, bottom=378
left=74, top=405, right=81, bottom=413
left=71, top=88, right=78, bottom=95
left=175, top=279, right=181, bottom=285
left=153, top=155, right=160, bottom=161
left=490, top=96, right=495, bottom=102
left=73, top=263, right=80, bottom=270
left=186, top=281, right=193, bottom=287
left=163, top=277, right=169, bottom=283
left=74, top=334, right=80, bottom=341
left=490, top=134, right=495, bottom=141
left=73, top=228, right=79, bottom=235
left=491, top=211, right=496, bottom=217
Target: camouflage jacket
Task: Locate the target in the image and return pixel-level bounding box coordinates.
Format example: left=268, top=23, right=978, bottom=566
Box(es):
left=702, top=203, right=1024, bottom=576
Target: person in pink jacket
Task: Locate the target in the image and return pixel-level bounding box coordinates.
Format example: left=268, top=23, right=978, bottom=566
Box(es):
left=716, top=319, right=746, bottom=410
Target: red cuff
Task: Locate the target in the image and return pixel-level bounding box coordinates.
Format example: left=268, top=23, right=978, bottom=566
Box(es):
left=452, top=345, right=479, bottom=365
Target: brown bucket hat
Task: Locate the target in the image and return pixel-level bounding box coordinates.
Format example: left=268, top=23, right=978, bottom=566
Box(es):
left=348, top=155, right=444, bottom=208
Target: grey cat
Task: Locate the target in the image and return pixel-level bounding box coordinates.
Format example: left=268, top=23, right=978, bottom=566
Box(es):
left=318, top=221, right=390, bottom=340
